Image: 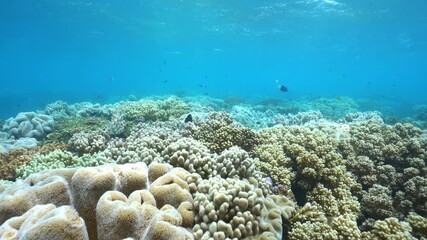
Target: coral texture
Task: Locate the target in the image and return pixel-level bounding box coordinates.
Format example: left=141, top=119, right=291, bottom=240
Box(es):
left=1, top=162, right=194, bottom=239
left=188, top=175, right=295, bottom=240
left=0, top=204, right=89, bottom=240
left=3, top=112, right=54, bottom=140
left=193, top=112, right=259, bottom=153
left=69, top=131, right=110, bottom=155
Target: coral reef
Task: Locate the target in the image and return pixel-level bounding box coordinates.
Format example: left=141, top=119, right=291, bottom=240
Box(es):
left=361, top=217, right=415, bottom=239
left=16, top=149, right=80, bottom=179
left=117, top=96, right=190, bottom=121
left=106, top=112, right=126, bottom=137
left=1, top=162, right=194, bottom=239
left=338, top=111, right=384, bottom=124
left=0, top=137, right=37, bottom=153
left=45, top=116, right=108, bottom=144
left=274, top=110, right=324, bottom=126
left=252, top=143, right=294, bottom=187
left=69, top=131, right=110, bottom=155
left=304, top=97, right=359, bottom=119
left=188, top=175, right=295, bottom=240
left=193, top=112, right=259, bottom=153
left=0, top=96, right=425, bottom=239
left=230, top=105, right=276, bottom=129
left=162, top=138, right=214, bottom=178
left=2, top=112, right=54, bottom=140
left=214, top=146, right=256, bottom=179
left=0, top=143, right=68, bottom=180
left=257, top=125, right=360, bottom=194
left=0, top=204, right=89, bottom=240
left=339, top=121, right=427, bottom=222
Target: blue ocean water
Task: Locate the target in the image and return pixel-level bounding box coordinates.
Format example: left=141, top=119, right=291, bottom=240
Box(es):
left=1, top=0, right=426, bottom=119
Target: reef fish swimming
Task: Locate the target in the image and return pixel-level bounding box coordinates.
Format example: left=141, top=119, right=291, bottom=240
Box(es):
left=184, top=114, right=193, bottom=123
left=279, top=85, right=288, bottom=92
left=276, top=79, right=288, bottom=93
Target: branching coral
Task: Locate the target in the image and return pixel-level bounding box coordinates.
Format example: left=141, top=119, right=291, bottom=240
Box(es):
left=361, top=217, right=415, bottom=239
left=406, top=212, right=427, bottom=239
left=188, top=175, right=295, bottom=240
left=69, top=131, right=110, bottom=155
left=15, top=149, right=112, bottom=179
left=340, top=121, right=427, bottom=221
left=117, top=96, right=190, bottom=122
left=162, top=138, right=214, bottom=178
left=258, top=125, right=361, bottom=196
left=193, top=112, right=259, bottom=153
left=0, top=143, right=68, bottom=181
left=361, top=184, right=396, bottom=220
left=253, top=143, right=295, bottom=187
left=16, top=150, right=79, bottom=179
left=304, top=97, right=359, bottom=119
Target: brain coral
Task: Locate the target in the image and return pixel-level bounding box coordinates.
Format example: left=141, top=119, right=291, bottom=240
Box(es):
left=0, top=162, right=194, bottom=239
left=2, top=112, right=54, bottom=140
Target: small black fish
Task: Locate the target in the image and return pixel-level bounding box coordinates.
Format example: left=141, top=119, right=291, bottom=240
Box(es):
left=279, top=85, right=288, bottom=92
left=184, top=114, right=192, bottom=123
left=204, top=75, right=208, bottom=79
left=256, top=121, right=261, bottom=124
left=163, top=80, right=168, bottom=83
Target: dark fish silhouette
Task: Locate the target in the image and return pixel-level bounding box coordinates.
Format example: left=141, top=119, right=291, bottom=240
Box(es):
left=279, top=85, right=288, bottom=92
left=275, top=80, right=288, bottom=93
left=184, top=114, right=193, bottom=123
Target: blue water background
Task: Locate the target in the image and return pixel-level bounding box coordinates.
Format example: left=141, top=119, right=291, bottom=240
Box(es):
left=1, top=0, right=426, bottom=119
